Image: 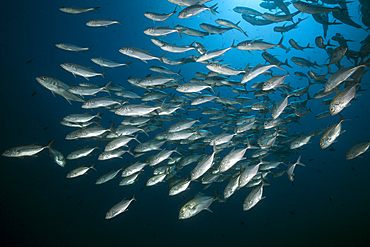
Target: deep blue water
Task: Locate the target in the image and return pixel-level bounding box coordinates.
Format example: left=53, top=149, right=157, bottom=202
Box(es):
left=1, top=0, right=370, bottom=246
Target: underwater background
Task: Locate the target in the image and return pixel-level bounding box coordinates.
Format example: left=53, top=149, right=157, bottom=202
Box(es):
left=0, top=0, right=369, bottom=246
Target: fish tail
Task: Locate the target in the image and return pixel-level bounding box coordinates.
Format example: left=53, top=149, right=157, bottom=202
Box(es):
left=96, top=109, right=103, bottom=119
left=134, top=134, right=141, bottom=144
left=210, top=4, right=218, bottom=15
left=277, top=36, right=287, bottom=50
left=46, top=139, right=55, bottom=149
left=101, top=69, right=107, bottom=78
left=91, top=162, right=97, bottom=171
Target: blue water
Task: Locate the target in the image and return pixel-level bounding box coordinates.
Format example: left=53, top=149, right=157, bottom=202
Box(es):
left=1, top=0, right=370, bottom=246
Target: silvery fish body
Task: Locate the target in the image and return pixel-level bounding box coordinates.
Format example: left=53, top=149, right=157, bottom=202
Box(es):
left=2, top=140, right=54, bottom=158
left=96, top=167, right=123, bottom=184
left=167, top=130, right=195, bottom=141
left=329, top=85, right=357, bottom=116
left=66, top=163, right=96, bottom=178
left=119, top=47, right=160, bottom=63
left=144, top=26, right=181, bottom=37
left=105, top=196, right=136, bottom=219
left=150, top=149, right=181, bottom=166
left=119, top=172, right=141, bottom=186
left=36, top=76, right=85, bottom=104
left=144, top=9, right=177, bottom=22
left=178, top=191, right=219, bottom=220
left=210, top=133, right=236, bottom=146
left=82, top=97, right=121, bottom=109
left=191, top=94, right=217, bottom=105
left=224, top=173, right=241, bottom=199
left=262, top=73, right=289, bottom=90
left=178, top=154, right=203, bottom=169
left=122, top=162, right=147, bottom=177
left=290, top=133, right=314, bottom=149
left=146, top=173, right=167, bottom=186
left=104, top=135, right=140, bottom=152
left=55, top=43, right=91, bottom=52
left=168, top=118, right=199, bottom=132
left=286, top=156, right=305, bottom=181
left=320, top=115, right=346, bottom=149
left=219, top=147, right=248, bottom=173
left=63, top=111, right=102, bottom=123
left=65, top=126, right=110, bottom=140
left=199, top=23, right=232, bottom=35
left=49, top=146, right=66, bottom=167
left=346, top=142, right=370, bottom=160
left=242, top=64, right=282, bottom=84
left=60, top=6, right=100, bottom=14
left=66, top=145, right=100, bottom=160
left=98, top=148, right=133, bottom=160
left=91, top=57, right=131, bottom=68
left=134, top=140, right=166, bottom=153
left=169, top=179, right=191, bottom=196
left=86, top=19, right=121, bottom=27
left=168, top=0, right=211, bottom=7
left=176, top=82, right=213, bottom=93
left=239, top=164, right=260, bottom=188
left=190, top=149, right=216, bottom=180
left=178, top=4, right=217, bottom=19
left=324, top=65, right=365, bottom=92
left=60, top=63, right=105, bottom=80
left=243, top=180, right=266, bottom=211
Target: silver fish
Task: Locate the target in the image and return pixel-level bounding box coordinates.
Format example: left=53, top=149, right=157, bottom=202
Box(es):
left=60, top=63, right=105, bottom=80
left=105, top=195, right=136, bottom=219
left=2, top=139, right=54, bottom=158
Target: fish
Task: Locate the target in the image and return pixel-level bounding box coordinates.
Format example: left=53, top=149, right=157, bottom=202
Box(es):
left=36, top=76, right=85, bottom=104
left=233, top=6, right=262, bottom=16
left=190, top=147, right=217, bottom=181
left=179, top=189, right=222, bottom=219
left=243, top=175, right=269, bottom=211
left=168, top=0, right=212, bottom=7
left=169, top=179, right=191, bottom=196
left=329, top=84, right=358, bottom=116
left=292, top=1, right=340, bottom=14
left=59, top=6, right=100, bottom=14
left=236, top=37, right=287, bottom=51
left=199, top=23, right=232, bottom=35
left=96, top=164, right=125, bottom=185
left=2, top=139, right=54, bottom=158
left=105, top=195, right=136, bottom=219
left=91, top=58, right=131, bottom=68
left=178, top=4, right=218, bottom=19
left=290, top=130, right=316, bottom=149
left=66, top=142, right=101, bottom=160
left=286, top=156, right=305, bottom=181
left=144, top=8, right=177, bottom=22
left=144, top=26, right=182, bottom=38
left=242, top=14, right=274, bottom=26
left=274, top=18, right=307, bottom=34
left=55, top=43, right=92, bottom=52
left=119, top=47, right=161, bottom=63
left=241, top=64, right=283, bottom=84
left=215, top=19, right=248, bottom=36
left=48, top=144, right=66, bottom=168
left=60, top=63, right=105, bottom=80
left=320, top=114, right=349, bottom=149
left=346, top=142, right=370, bottom=160
left=262, top=10, right=301, bottom=23
left=66, top=162, right=97, bottom=178
left=86, top=19, right=121, bottom=27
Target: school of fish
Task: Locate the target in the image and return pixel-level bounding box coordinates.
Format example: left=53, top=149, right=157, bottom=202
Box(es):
left=3, top=0, right=370, bottom=220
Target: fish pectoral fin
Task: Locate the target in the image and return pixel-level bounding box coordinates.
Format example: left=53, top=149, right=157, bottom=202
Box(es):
left=205, top=207, right=213, bottom=213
